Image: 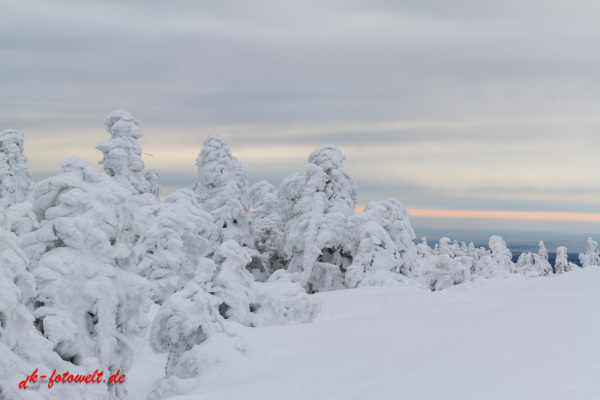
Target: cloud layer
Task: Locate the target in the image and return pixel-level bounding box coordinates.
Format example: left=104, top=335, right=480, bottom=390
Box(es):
left=2, top=0, right=600, bottom=228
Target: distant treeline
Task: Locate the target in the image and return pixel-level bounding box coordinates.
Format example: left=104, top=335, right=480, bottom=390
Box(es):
left=512, top=252, right=580, bottom=268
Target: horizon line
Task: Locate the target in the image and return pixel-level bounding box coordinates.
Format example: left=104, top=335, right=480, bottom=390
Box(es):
left=355, top=205, right=600, bottom=223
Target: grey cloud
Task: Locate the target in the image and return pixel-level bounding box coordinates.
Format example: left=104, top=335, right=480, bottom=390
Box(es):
left=3, top=0, right=600, bottom=220
left=3, top=0, right=599, bottom=128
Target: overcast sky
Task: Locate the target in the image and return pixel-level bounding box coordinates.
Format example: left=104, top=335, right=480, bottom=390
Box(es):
left=2, top=0, right=600, bottom=235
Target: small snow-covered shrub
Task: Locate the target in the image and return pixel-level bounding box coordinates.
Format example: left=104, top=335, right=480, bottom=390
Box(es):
left=579, top=237, right=600, bottom=268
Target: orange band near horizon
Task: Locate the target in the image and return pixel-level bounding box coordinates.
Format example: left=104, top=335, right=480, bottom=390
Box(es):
left=355, top=205, right=600, bottom=223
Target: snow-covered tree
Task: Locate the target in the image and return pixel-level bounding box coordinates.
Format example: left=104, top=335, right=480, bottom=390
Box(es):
left=538, top=241, right=549, bottom=262
left=416, top=237, right=434, bottom=257
left=579, top=237, right=600, bottom=268
left=95, top=109, right=157, bottom=197
left=144, top=168, right=161, bottom=198
left=0, top=227, right=102, bottom=400
left=436, top=237, right=454, bottom=257
left=0, top=129, right=38, bottom=237
left=554, top=246, right=579, bottom=272
left=514, top=247, right=553, bottom=277
left=489, top=235, right=515, bottom=273
left=25, top=157, right=150, bottom=400
left=412, top=236, right=470, bottom=291
left=212, top=240, right=319, bottom=327
left=0, top=129, right=33, bottom=207
left=149, top=272, right=227, bottom=377
left=372, top=199, right=419, bottom=279
left=271, top=145, right=357, bottom=293
left=345, top=207, right=405, bottom=288
left=95, top=110, right=161, bottom=276
left=135, top=189, right=216, bottom=304
left=472, top=255, right=500, bottom=278
left=193, top=135, right=251, bottom=246
left=530, top=254, right=551, bottom=276
left=345, top=199, right=418, bottom=288
left=554, top=246, right=568, bottom=274
left=211, top=240, right=256, bottom=326
left=528, top=241, right=553, bottom=276
left=419, top=253, right=470, bottom=291
left=452, top=240, right=462, bottom=256
left=453, top=242, right=475, bottom=274
left=247, top=180, right=281, bottom=281
left=0, top=227, right=41, bottom=399
left=306, top=144, right=358, bottom=213
left=465, top=242, right=488, bottom=271
left=250, top=280, right=321, bottom=327
left=471, top=236, right=513, bottom=278
left=515, top=252, right=534, bottom=275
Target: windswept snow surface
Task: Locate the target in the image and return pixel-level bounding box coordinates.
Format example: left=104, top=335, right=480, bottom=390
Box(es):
left=130, top=268, right=600, bottom=400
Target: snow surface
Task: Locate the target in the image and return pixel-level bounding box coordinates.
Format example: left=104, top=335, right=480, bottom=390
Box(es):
left=128, top=268, right=600, bottom=400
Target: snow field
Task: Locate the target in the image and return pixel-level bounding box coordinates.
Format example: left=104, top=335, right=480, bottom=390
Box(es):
left=130, top=268, right=600, bottom=400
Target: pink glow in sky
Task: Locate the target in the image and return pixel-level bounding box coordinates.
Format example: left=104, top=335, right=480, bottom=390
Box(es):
left=355, top=205, right=600, bottom=223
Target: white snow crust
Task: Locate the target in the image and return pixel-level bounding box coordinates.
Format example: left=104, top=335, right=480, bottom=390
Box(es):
left=127, top=267, right=600, bottom=400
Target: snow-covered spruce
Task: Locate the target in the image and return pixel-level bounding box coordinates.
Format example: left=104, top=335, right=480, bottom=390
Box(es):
left=147, top=272, right=235, bottom=400
left=367, top=199, right=420, bottom=279
left=470, top=236, right=514, bottom=278
left=0, top=227, right=103, bottom=400
left=193, top=135, right=251, bottom=247
left=211, top=240, right=256, bottom=326
left=144, top=168, right=161, bottom=198
left=24, top=157, right=150, bottom=400
left=96, top=110, right=161, bottom=274
left=0, top=129, right=33, bottom=207
left=515, top=252, right=534, bottom=275
left=533, top=241, right=554, bottom=276
left=554, top=246, right=568, bottom=274
left=555, top=246, right=579, bottom=274
left=270, top=145, right=357, bottom=293
left=135, top=189, right=216, bottom=304
left=0, top=226, right=40, bottom=400
left=416, top=237, right=434, bottom=258
left=149, top=272, right=228, bottom=378
left=247, top=180, right=282, bottom=281
left=454, top=241, right=477, bottom=275
left=212, top=240, right=320, bottom=327
left=345, top=199, right=419, bottom=288
left=0, top=129, right=37, bottom=236
left=489, top=235, right=515, bottom=273
left=413, top=237, right=470, bottom=291
left=420, top=254, right=470, bottom=291
left=579, top=237, right=600, bottom=268
left=515, top=243, right=553, bottom=277
left=96, top=109, right=159, bottom=197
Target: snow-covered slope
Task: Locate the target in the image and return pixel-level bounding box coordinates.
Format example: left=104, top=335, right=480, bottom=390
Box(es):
left=128, top=267, right=600, bottom=400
